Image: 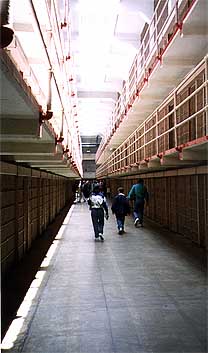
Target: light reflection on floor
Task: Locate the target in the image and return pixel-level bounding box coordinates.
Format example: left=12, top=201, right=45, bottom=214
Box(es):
left=1, top=206, right=74, bottom=350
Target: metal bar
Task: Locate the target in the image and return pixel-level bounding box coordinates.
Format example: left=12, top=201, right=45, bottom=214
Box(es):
left=174, top=91, right=178, bottom=147
left=196, top=174, right=201, bottom=245
left=29, top=1, right=65, bottom=115
left=99, top=79, right=207, bottom=174
left=101, top=0, right=197, bottom=153
left=205, top=55, right=208, bottom=136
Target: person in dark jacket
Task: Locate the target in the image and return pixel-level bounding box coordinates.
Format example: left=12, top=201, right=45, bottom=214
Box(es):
left=88, top=184, right=109, bottom=241
left=82, top=180, right=91, bottom=201
left=128, top=178, right=149, bottom=227
left=111, top=187, right=130, bottom=235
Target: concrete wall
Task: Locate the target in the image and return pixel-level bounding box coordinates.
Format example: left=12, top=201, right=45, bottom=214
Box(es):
left=0, top=162, right=74, bottom=276
left=107, top=166, right=207, bottom=249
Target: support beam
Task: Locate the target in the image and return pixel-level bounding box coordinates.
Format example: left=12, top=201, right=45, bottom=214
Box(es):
left=161, top=155, right=199, bottom=167
left=8, top=154, right=64, bottom=163
left=139, top=162, right=148, bottom=170
left=0, top=117, right=39, bottom=137
left=148, top=158, right=161, bottom=169
left=0, top=142, right=56, bottom=155
left=182, top=149, right=208, bottom=161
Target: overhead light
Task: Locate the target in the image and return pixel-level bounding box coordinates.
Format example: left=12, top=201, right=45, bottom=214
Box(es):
left=86, top=150, right=91, bottom=153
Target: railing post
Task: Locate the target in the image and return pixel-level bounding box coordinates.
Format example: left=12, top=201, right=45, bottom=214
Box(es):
left=196, top=174, right=201, bottom=246
left=175, top=0, right=179, bottom=25
left=173, top=91, right=177, bottom=147
left=195, top=80, right=198, bottom=139
left=47, top=68, right=52, bottom=112
left=60, top=109, right=64, bottom=139
left=144, top=121, right=146, bottom=160
left=155, top=7, right=159, bottom=58
left=205, top=55, right=208, bottom=136
left=156, top=109, right=159, bottom=155
left=175, top=0, right=183, bottom=36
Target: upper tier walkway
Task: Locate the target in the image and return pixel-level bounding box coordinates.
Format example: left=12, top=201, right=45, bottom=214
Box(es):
left=1, top=202, right=206, bottom=353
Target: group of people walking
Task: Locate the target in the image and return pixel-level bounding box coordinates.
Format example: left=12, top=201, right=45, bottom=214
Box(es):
left=85, top=178, right=149, bottom=241
left=74, top=179, right=107, bottom=203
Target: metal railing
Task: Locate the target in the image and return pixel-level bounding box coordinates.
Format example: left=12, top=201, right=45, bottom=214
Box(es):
left=96, top=56, right=207, bottom=178
left=5, top=0, right=82, bottom=175
left=96, top=0, right=197, bottom=162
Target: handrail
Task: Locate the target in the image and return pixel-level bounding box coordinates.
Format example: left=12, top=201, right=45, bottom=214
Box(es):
left=43, top=0, right=71, bottom=134
left=5, top=0, right=82, bottom=175
left=96, top=0, right=197, bottom=162
left=30, top=0, right=82, bottom=170
left=29, top=0, right=65, bottom=117
left=96, top=56, right=207, bottom=178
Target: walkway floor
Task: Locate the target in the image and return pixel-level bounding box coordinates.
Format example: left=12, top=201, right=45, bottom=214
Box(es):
left=2, top=202, right=207, bottom=353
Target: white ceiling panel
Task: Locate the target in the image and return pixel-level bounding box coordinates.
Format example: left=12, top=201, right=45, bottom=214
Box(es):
left=69, top=0, right=154, bottom=138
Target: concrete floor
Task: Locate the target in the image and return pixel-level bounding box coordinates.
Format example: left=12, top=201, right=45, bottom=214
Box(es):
left=2, top=202, right=207, bottom=353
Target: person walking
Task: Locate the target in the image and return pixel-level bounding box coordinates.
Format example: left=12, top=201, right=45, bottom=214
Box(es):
left=111, top=187, right=130, bottom=235
left=88, top=184, right=109, bottom=241
left=128, top=178, right=149, bottom=227
left=82, top=180, right=91, bottom=201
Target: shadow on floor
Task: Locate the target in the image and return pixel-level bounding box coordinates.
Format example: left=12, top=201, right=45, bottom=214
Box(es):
left=1, top=202, right=73, bottom=340
left=145, top=217, right=207, bottom=270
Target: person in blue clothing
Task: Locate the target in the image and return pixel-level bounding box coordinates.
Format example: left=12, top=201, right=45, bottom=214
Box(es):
left=111, top=187, right=130, bottom=235
left=128, top=178, right=149, bottom=227
left=88, top=184, right=109, bottom=241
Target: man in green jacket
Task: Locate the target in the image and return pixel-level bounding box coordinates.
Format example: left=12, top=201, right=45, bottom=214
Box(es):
left=128, top=178, right=149, bottom=227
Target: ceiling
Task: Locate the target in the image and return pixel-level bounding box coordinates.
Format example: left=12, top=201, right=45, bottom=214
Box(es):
left=69, top=0, right=154, bottom=137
